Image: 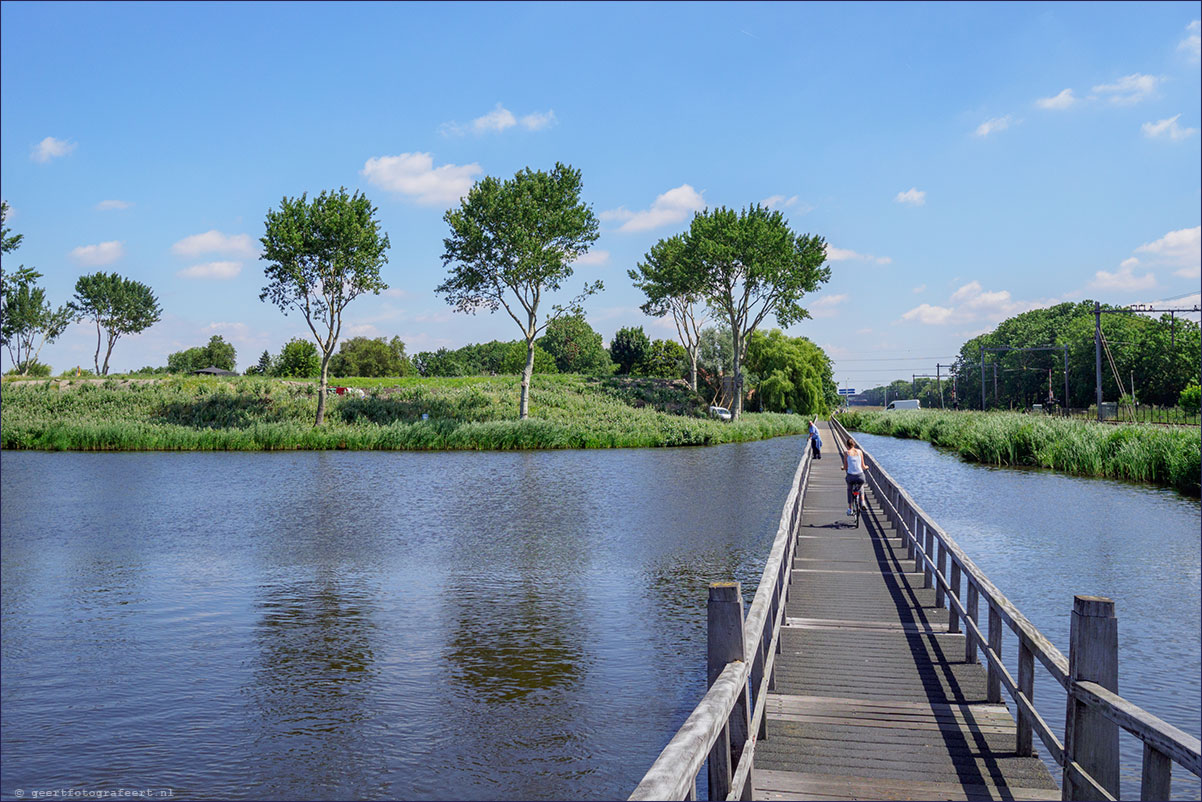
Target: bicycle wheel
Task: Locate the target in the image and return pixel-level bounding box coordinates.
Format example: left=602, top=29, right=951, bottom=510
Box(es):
left=853, top=493, right=861, bottom=528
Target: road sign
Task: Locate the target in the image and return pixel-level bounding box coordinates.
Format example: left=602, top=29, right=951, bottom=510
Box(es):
left=837, top=388, right=856, bottom=395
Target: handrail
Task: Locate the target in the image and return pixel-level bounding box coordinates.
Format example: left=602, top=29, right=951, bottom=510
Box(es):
left=831, top=415, right=1202, bottom=800
left=630, top=439, right=812, bottom=801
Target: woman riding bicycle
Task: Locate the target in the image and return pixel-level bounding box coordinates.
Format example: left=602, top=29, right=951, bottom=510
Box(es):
left=842, top=436, right=867, bottom=517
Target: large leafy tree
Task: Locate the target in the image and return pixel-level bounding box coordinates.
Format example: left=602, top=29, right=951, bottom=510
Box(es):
left=70, top=272, right=161, bottom=375
left=274, top=337, right=321, bottom=378
left=329, top=336, right=412, bottom=378
left=260, top=187, right=390, bottom=425
left=437, top=162, right=601, bottom=419
left=537, top=314, right=612, bottom=374
left=681, top=205, right=829, bottom=418
left=745, top=329, right=835, bottom=415
left=168, top=335, right=237, bottom=373
left=630, top=234, right=707, bottom=390
left=2, top=267, right=71, bottom=375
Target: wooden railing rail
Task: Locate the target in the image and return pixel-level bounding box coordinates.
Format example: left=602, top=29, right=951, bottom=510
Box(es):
left=630, top=443, right=812, bottom=801
left=831, top=416, right=1202, bottom=801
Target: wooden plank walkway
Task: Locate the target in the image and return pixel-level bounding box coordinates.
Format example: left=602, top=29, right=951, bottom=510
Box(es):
left=753, top=422, right=1058, bottom=801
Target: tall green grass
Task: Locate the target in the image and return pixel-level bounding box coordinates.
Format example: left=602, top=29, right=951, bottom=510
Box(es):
left=0, top=375, right=811, bottom=452
left=836, top=409, right=1201, bottom=496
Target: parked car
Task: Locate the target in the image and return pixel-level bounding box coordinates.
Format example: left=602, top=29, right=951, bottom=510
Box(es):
left=885, top=399, right=920, bottom=411
left=708, top=405, right=732, bottom=421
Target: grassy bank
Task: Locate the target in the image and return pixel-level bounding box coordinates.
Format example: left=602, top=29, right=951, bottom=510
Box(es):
left=0, top=374, right=812, bottom=451
left=836, top=409, right=1200, bottom=497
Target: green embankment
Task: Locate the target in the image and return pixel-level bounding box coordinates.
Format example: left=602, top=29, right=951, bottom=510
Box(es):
left=0, top=374, right=812, bottom=451
left=836, top=409, right=1201, bottom=497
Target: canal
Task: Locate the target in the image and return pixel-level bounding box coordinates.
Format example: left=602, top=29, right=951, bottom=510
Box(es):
left=1, top=433, right=1198, bottom=800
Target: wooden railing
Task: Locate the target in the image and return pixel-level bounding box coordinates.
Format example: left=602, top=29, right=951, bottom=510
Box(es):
left=629, top=443, right=813, bottom=801
left=829, top=416, right=1202, bottom=801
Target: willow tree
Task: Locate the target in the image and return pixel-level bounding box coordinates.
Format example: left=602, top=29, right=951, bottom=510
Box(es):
left=682, top=205, right=829, bottom=419
left=260, top=188, right=390, bottom=426
left=629, top=234, right=706, bottom=390
left=437, top=163, right=600, bottom=419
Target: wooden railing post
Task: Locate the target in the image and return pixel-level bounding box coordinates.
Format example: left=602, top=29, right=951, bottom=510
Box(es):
left=949, top=562, right=962, bottom=634
left=1141, top=743, right=1171, bottom=801
left=1017, top=640, right=1035, bottom=756
left=707, top=583, right=752, bottom=801
left=1062, top=595, right=1119, bottom=801
left=922, top=523, right=933, bottom=589
left=965, top=583, right=979, bottom=664
left=935, top=542, right=947, bottom=608
left=987, top=604, right=1002, bottom=703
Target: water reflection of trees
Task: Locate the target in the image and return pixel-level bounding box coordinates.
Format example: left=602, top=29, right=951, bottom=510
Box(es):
left=247, top=571, right=380, bottom=797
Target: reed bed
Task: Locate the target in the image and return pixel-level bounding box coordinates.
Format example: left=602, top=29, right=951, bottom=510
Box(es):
left=836, top=409, right=1200, bottom=496
left=0, top=375, right=812, bottom=452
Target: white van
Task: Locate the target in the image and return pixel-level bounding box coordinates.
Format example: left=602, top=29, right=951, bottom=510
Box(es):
left=885, top=399, right=920, bottom=411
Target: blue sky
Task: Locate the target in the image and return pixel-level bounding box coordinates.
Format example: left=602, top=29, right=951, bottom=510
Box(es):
left=2, top=1, right=1199, bottom=388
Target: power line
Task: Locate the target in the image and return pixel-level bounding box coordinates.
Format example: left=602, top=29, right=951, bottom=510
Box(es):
left=833, top=356, right=959, bottom=362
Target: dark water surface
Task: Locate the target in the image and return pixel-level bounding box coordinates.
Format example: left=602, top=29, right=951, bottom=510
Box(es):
left=852, top=431, right=1201, bottom=801
left=1, top=442, right=803, bottom=801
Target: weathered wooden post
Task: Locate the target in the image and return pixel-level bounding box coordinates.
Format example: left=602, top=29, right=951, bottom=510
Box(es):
left=1017, top=639, right=1035, bottom=756
left=965, top=582, right=980, bottom=664
left=949, top=561, right=962, bottom=634
left=935, top=542, right=948, bottom=608
left=922, top=523, right=933, bottom=588
left=987, top=604, right=1002, bottom=703
left=1141, top=743, right=1172, bottom=801
left=708, top=582, right=753, bottom=801
left=1062, top=595, right=1119, bottom=801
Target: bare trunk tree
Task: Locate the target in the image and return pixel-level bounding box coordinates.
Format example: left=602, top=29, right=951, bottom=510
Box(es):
left=520, top=330, right=536, bottom=419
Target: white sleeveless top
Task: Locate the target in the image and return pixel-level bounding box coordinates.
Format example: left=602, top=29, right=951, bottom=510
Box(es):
left=846, top=452, right=863, bottom=475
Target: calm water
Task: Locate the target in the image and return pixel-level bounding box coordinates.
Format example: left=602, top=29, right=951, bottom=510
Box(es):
left=1, top=435, right=1198, bottom=801
left=853, top=431, right=1202, bottom=801
left=0, top=442, right=802, bottom=801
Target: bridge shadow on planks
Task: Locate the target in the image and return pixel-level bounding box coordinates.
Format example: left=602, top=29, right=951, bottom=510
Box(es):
left=859, top=502, right=1026, bottom=798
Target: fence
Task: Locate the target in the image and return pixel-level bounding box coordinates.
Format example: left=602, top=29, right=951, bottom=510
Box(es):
left=829, top=415, right=1201, bottom=800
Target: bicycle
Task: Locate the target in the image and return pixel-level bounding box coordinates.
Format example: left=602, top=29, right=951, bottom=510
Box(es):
left=850, top=483, right=863, bottom=528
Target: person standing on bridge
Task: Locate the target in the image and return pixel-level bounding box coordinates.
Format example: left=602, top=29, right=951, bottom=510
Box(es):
left=842, top=436, right=867, bottom=516
left=809, top=419, right=822, bottom=459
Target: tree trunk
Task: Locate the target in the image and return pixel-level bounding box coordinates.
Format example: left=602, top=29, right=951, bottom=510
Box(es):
left=315, top=352, right=331, bottom=426
left=688, top=348, right=698, bottom=392
left=731, top=325, right=744, bottom=420
left=519, top=338, right=535, bottom=419
left=93, top=319, right=102, bottom=375
left=101, top=332, right=117, bottom=375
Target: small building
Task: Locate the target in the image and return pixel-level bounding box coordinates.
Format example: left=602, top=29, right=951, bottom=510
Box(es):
left=192, top=366, right=238, bottom=376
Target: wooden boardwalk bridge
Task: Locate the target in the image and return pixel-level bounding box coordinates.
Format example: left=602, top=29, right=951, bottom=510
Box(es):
left=630, top=419, right=1201, bottom=801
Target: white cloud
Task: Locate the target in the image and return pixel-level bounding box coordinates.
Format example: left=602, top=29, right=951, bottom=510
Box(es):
left=1136, top=225, right=1201, bottom=267
left=361, top=152, right=482, bottom=206
left=172, top=230, right=258, bottom=258
left=1092, top=73, right=1159, bottom=104
left=31, top=136, right=76, bottom=163
left=1090, top=259, right=1157, bottom=291
left=761, top=194, right=801, bottom=209
left=975, top=115, right=1013, bottom=137
left=1175, top=265, right=1201, bottom=279
left=574, top=249, right=610, bottom=266
left=474, top=103, right=517, bottom=133
left=70, top=241, right=124, bottom=266
left=95, top=199, right=133, bottom=211
left=1179, top=20, right=1200, bottom=61
left=912, top=284, right=926, bottom=294
left=177, top=261, right=242, bottom=280
left=825, top=245, right=891, bottom=265
left=809, top=293, right=848, bottom=318
left=382, top=288, right=410, bottom=299
left=894, top=188, right=926, bottom=206
left=1141, top=114, right=1198, bottom=141
left=440, top=104, right=557, bottom=136
left=1036, top=88, right=1077, bottom=110
left=600, top=184, right=705, bottom=233
left=520, top=110, right=557, bottom=131
left=902, top=281, right=1053, bottom=325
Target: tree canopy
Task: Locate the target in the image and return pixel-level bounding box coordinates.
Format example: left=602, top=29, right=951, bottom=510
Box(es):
left=609, top=326, right=650, bottom=374
left=0, top=214, right=70, bottom=375
left=329, top=336, right=412, bottom=378
left=260, top=187, right=390, bottom=424
left=744, top=329, right=836, bottom=415
left=70, top=272, right=161, bottom=375
left=680, top=205, right=830, bottom=418
left=537, top=314, right=611, bottom=374
left=167, top=335, right=237, bottom=373
left=437, top=162, right=600, bottom=418
left=630, top=234, right=706, bottom=389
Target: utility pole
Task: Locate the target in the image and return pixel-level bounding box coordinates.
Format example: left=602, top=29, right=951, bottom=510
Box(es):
left=980, top=345, right=986, bottom=411
left=1095, top=302, right=1103, bottom=421
left=937, top=363, right=943, bottom=409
